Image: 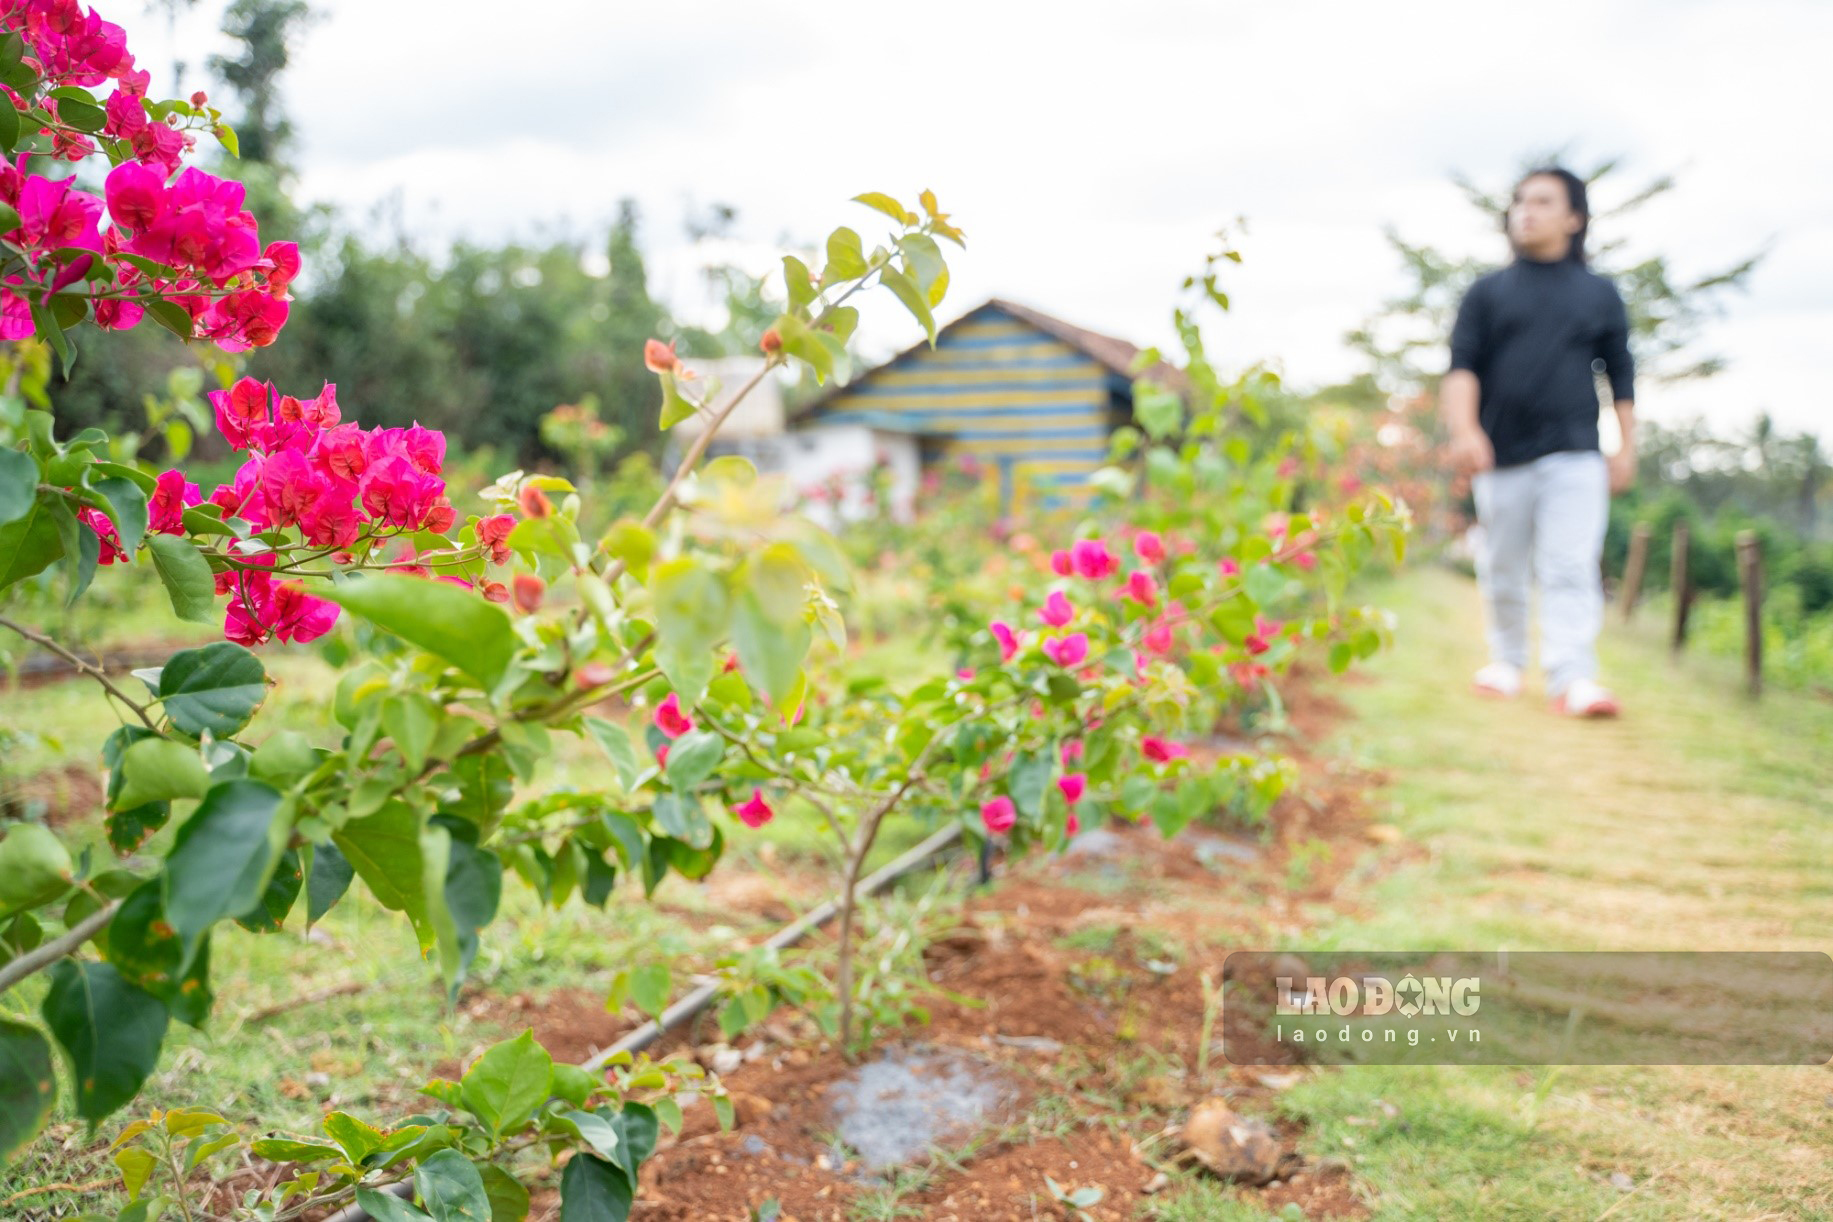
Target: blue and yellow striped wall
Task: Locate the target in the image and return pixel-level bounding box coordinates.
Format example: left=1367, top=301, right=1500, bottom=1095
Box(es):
left=803, top=304, right=1127, bottom=512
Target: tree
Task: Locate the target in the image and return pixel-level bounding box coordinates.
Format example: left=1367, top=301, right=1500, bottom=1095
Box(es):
left=206, top=0, right=318, bottom=168
left=1346, top=152, right=1764, bottom=393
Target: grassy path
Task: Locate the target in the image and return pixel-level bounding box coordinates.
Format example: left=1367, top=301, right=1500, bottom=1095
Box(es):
left=1268, top=567, right=1833, bottom=1220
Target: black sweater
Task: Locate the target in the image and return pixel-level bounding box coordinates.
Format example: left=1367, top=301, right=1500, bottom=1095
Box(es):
left=1447, top=256, right=1636, bottom=469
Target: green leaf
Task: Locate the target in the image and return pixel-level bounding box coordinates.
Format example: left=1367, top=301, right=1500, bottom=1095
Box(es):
left=305, top=839, right=356, bottom=925
left=648, top=557, right=728, bottom=705
left=86, top=476, right=146, bottom=556
left=662, top=730, right=724, bottom=791
left=0, top=1018, right=56, bottom=1162
left=141, top=297, right=195, bottom=341
left=1007, top=749, right=1052, bottom=822
left=0, top=93, right=18, bottom=151
left=157, top=642, right=267, bottom=740
left=383, top=693, right=438, bottom=774
left=1244, top=563, right=1290, bottom=610
left=559, top=1152, right=632, bottom=1222
left=477, top=1163, right=530, bottom=1222
left=0, top=822, right=74, bottom=918
left=113, top=737, right=209, bottom=809
left=650, top=793, right=711, bottom=851
left=144, top=535, right=216, bottom=622
left=40, top=959, right=169, bottom=1124
left=852, top=191, right=914, bottom=225
left=0, top=494, right=65, bottom=592
left=442, top=835, right=502, bottom=980
left=558, top=1108, right=622, bottom=1162
left=582, top=717, right=641, bottom=791
left=896, top=232, right=945, bottom=298
left=234, top=846, right=302, bottom=933
left=878, top=266, right=936, bottom=344
left=730, top=593, right=808, bottom=710
left=781, top=255, right=816, bottom=311
left=334, top=800, right=434, bottom=950
left=1133, top=379, right=1183, bottom=441
left=56, top=96, right=105, bottom=133
left=29, top=297, right=73, bottom=377
left=320, top=575, right=517, bottom=690
left=324, top=1109, right=386, bottom=1161
left=105, top=882, right=212, bottom=1026
left=250, top=1136, right=344, bottom=1162
left=823, top=226, right=868, bottom=281
left=625, top=964, right=671, bottom=1021
left=356, top=1186, right=432, bottom=1222
left=607, top=1103, right=658, bottom=1183
left=415, top=1148, right=493, bottom=1222
left=164, top=779, right=284, bottom=966
left=458, top=1029, right=552, bottom=1140
left=0, top=447, right=36, bottom=528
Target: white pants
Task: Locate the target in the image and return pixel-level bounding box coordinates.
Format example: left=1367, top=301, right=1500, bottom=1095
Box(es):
left=1471, top=450, right=1608, bottom=697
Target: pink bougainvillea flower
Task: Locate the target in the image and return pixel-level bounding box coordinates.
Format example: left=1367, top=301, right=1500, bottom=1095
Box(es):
left=1121, top=570, right=1158, bottom=607
left=147, top=468, right=200, bottom=535
left=1277, top=456, right=1301, bottom=478
left=1141, top=736, right=1189, bottom=763
left=1049, top=549, right=1073, bottom=577
left=643, top=338, right=679, bottom=374
left=267, top=581, right=339, bottom=643
left=1066, top=811, right=1082, bottom=837
left=481, top=580, right=509, bottom=604
left=1292, top=550, right=1318, bottom=571
left=1133, top=530, right=1165, bottom=564
left=1218, top=557, right=1241, bottom=578
left=1143, top=620, right=1175, bottom=655
left=1060, top=739, right=1084, bottom=766
left=990, top=620, right=1019, bottom=663
left=212, top=376, right=271, bottom=451
left=261, top=240, right=301, bottom=295
left=980, top=796, right=1016, bottom=835
left=510, top=572, right=545, bottom=615
left=956, top=667, right=975, bottom=680
left=656, top=743, right=670, bottom=767
left=734, top=788, right=776, bottom=829
left=77, top=506, right=124, bottom=564
left=518, top=484, right=553, bottom=519
left=1069, top=538, right=1118, bottom=580
left=1057, top=773, right=1087, bottom=804
left=1041, top=632, right=1088, bottom=668
left=476, top=513, right=516, bottom=565
left=654, top=692, right=693, bottom=739
left=1038, top=589, right=1074, bottom=628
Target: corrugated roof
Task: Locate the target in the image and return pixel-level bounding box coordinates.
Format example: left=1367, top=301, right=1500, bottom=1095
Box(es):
left=795, top=297, right=1188, bottom=418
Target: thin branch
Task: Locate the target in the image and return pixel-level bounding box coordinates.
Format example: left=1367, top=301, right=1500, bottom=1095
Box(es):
left=0, top=899, right=122, bottom=993
left=0, top=615, right=158, bottom=729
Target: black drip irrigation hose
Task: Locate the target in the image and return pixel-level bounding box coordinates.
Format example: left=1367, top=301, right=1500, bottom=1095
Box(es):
left=324, top=822, right=968, bottom=1222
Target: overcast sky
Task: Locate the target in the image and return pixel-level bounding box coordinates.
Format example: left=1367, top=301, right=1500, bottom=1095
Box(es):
left=129, top=0, right=1829, bottom=437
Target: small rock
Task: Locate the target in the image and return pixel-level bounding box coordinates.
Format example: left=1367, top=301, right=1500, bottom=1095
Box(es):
left=1610, top=1171, right=1635, bottom=1192
left=1253, top=1071, right=1304, bottom=1091
left=1181, top=1098, right=1284, bottom=1185
left=729, top=1091, right=774, bottom=1127
left=990, top=1034, right=1064, bottom=1053
left=1142, top=1171, right=1170, bottom=1194
left=1365, top=823, right=1403, bottom=844
left=697, top=1043, right=744, bottom=1075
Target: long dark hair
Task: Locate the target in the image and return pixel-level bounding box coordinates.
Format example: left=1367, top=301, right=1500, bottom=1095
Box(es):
left=1507, top=166, right=1589, bottom=265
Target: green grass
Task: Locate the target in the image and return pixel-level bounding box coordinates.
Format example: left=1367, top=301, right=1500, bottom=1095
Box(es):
left=1241, top=567, right=1833, bottom=1220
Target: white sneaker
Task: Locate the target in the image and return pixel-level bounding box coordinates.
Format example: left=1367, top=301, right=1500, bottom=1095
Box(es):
left=1472, top=661, right=1523, bottom=699
left=1553, top=678, right=1620, bottom=718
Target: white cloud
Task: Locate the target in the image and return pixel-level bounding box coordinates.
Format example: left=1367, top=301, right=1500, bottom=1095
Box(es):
left=121, top=0, right=1831, bottom=435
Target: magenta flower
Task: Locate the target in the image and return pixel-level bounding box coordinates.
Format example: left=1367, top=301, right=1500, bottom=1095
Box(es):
left=1060, top=739, right=1084, bottom=766
left=1121, top=570, right=1158, bottom=607
left=654, top=693, right=693, bottom=739
left=1042, top=632, right=1089, bottom=668
left=1050, top=549, right=1073, bottom=576
left=1069, top=538, right=1119, bottom=580
left=1143, top=621, right=1175, bottom=655
left=147, top=469, right=200, bottom=535
left=1058, top=773, right=1086, bottom=804
left=734, top=789, right=775, bottom=829
left=990, top=620, right=1020, bottom=663
left=1218, top=557, right=1241, bottom=578
left=1133, top=531, right=1165, bottom=564
left=1067, top=811, right=1082, bottom=837
left=1141, top=736, right=1189, bottom=763
left=980, top=796, right=1017, bottom=835
left=1039, top=589, right=1074, bottom=628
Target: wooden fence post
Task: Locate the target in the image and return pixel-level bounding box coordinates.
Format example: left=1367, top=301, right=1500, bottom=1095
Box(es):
left=1670, top=521, right=1692, bottom=653
left=1737, top=530, right=1763, bottom=697
left=1619, top=522, right=1651, bottom=623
